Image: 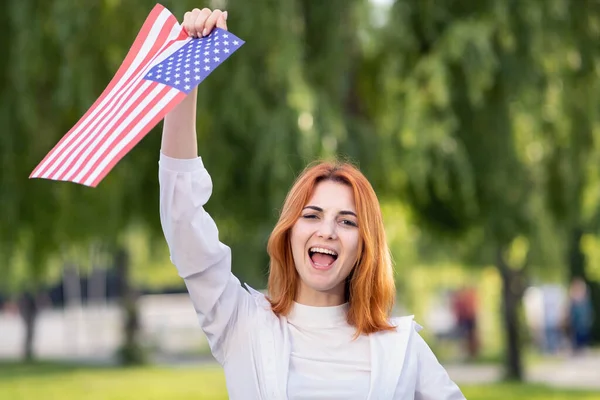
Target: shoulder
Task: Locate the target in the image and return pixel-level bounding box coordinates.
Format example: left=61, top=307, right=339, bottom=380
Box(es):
left=389, top=314, right=424, bottom=336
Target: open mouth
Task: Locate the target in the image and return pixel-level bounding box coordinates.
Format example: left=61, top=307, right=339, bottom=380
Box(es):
left=308, top=247, right=339, bottom=269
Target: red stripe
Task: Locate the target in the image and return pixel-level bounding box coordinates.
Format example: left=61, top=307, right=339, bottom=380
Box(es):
left=48, top=15, right=178, bottom=181
left=88, top=91, right=187, bottom=187
left=61, top=80, right=160, bottom=182
left=77, top=85, right=175, bottom=184
left=31, top=4, right=166, bottom=178
left=55, top=26, right=187, bottom=182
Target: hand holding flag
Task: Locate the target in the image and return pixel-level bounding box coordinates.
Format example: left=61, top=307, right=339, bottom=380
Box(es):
left=30, top=4, right=244, bottom=187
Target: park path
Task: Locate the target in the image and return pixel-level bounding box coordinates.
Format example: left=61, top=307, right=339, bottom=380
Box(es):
left=445, top=352, right=600, bottom=390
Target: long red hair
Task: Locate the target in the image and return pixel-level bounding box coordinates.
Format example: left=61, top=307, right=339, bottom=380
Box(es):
left=266, top=160, right=396, bottom=336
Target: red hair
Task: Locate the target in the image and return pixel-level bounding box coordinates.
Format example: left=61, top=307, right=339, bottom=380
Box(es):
left=266, top=160, right=396, bottom=336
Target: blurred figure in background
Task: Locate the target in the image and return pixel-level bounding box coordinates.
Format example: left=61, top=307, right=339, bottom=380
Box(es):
left=568, top=278, right=594, bottom=354
left=540, top=284, right=566, bottom=355
left=451, top=286, right=479, bottom=360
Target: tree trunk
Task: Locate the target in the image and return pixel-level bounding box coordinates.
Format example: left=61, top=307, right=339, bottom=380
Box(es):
left=114, top=247, right=144, bottom=365
left=18, top=291, right=38, bottom=362
left=567, top=227, right=600, bottom=344
left=496, top=247, right=525, bottom=381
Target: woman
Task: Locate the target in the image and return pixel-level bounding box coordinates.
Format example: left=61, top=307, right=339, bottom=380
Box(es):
left=159, top=7, right=465, bottom=399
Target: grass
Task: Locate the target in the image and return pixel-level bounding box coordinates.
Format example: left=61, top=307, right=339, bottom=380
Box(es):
left=0, top=361, right=598, bottom=400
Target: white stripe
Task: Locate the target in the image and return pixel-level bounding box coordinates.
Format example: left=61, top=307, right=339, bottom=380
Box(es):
left=69, top=83, right=166, bottom=182
left=54, top=22, right=186, bottom=181
left=82, top=88, right=180, bottom=186
left=49, top=80, right=154, bottom=180
left=53, top=77, right=154, bottom=180
left=35, top=8, right=174, bottom=177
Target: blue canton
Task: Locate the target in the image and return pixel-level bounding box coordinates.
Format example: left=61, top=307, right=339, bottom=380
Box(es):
left=144, top=28, right=244, bottom=94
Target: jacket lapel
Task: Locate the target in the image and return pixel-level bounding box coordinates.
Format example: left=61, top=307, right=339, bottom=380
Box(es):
left=367, top=315, right=417, bottom=400
left=245, top=284, right=291, bottom=400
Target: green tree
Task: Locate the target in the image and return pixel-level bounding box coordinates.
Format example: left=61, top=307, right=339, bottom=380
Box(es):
left=371, top=0, right=566, bottom=380
left=540, top=0, right=600, bottom=343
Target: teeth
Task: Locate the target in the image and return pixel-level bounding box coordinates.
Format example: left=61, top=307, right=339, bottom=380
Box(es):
left=309, top=247, right=338, bottom=256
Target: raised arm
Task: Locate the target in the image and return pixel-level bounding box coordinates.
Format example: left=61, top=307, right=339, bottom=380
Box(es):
left=161, top=6, right=227, bottom=159
left=159, top=8, right=254, bottom=365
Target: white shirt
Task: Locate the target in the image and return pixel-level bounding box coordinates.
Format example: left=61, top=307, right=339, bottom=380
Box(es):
left=287, top=302, right=371, bottom=399
left=158, top=152, right=466, bottom=400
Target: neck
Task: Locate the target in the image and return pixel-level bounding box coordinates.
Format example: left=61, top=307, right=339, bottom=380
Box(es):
left=295, top=281, right=346, bottom=307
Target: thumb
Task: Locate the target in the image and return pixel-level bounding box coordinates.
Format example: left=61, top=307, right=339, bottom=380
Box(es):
left=216, top=11, right=228, bottom=31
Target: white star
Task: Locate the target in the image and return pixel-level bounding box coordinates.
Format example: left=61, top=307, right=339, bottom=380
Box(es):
left=175, top=67, right=181, bottom=72
left=165, top=77, right=171, bottom=81
left=204, top=51, right=209, bottom=55
left=224, top=41, right=229, bottom=46
left=169, top=56, right=174, bottom=60
left=184, top=77, right=190, bottom=82
left=175, top=80, right=180, bottom=85
left=166, top=71, right=171, bottom=75
left=185, top=70, right=190, bottom=75
left=168, top=61, right=173, bottom=65
left=194, top=60, right=200, bottom=65
left=194, top=54, right=200, bottom=59
left=167, top=66, right=172, bottom=70
left=185, top=85, right=191, bottom=90
left=233, top=40, right=239, bottom=45
left=194, top=67, right=200, bottom=72
left=213, top=48, right=220, bottom=54
left=175, top=73, right=180, bottom=78
left=184, top=63, right=190, bottom=69
left=223, top=33, right=229, bottom=38
left=194, top=75, right=201, bottom=80
left=204, top=58, right=210, bottom=63
left=148, top=72, right=153, bottom=77
left=156, top=74, right=162, bottom=79
left=213, top=56, right=220, bottom=62
left=204, top=66, right=210, bottom=71
left=224, top=48, right=230, bottom=54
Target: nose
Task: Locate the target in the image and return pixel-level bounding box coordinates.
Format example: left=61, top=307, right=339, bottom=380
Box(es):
left=316, top=218, right=337, bottom=240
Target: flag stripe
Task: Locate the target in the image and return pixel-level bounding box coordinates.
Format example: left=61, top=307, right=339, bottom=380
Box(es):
left=61, top=80, right=158, bottom=181
left=42, top=10, right=176, bottom=180
left=74, top=84, right=171, bottom=183
left=55, top=25, right=189, bottom=182
left=33, top=6, right=175, bottom=179
left=29, top=4, right=167, bottom=178
left=84, top=89, right=186, bottom=187
left=55, top=23, right=188, bottom=182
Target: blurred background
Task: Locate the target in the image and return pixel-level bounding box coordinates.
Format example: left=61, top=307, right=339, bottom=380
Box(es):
left=1, top=0, right=600, bottom=399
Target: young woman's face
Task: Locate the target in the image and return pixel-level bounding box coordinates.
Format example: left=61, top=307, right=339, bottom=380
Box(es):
left=290, top=180, right=360, bottom=305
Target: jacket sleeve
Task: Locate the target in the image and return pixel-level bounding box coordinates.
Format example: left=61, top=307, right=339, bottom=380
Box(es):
left=159, top=152, right=255, bottom=364
left=414, top=329, right=466, bottom=400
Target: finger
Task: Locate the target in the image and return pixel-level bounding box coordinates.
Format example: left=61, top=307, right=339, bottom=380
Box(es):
left=202, top=9, right=223, bottom=37
left=216, top=11, right=228, bottom=31
left=191, top=8, right=212, bottom=37
left=183, top=8, right=202, bottom=37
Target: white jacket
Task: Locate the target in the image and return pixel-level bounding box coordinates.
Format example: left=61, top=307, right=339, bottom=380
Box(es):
left=159, top=153, right=466, bottom=400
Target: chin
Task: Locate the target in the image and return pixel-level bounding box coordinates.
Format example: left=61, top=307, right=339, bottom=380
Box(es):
left=302, top=270, right=343, bottom=293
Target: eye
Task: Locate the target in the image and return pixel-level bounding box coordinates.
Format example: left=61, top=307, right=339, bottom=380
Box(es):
left=302, top=214, right=318, bottom=220
left=341, top=219, right=358, bottom=227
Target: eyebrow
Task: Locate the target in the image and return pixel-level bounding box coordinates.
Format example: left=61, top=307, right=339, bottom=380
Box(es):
left=303, top=205, right=357, bottom=218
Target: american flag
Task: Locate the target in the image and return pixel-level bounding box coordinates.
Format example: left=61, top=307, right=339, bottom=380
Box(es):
left=30, top=4, right=244, bottom=187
